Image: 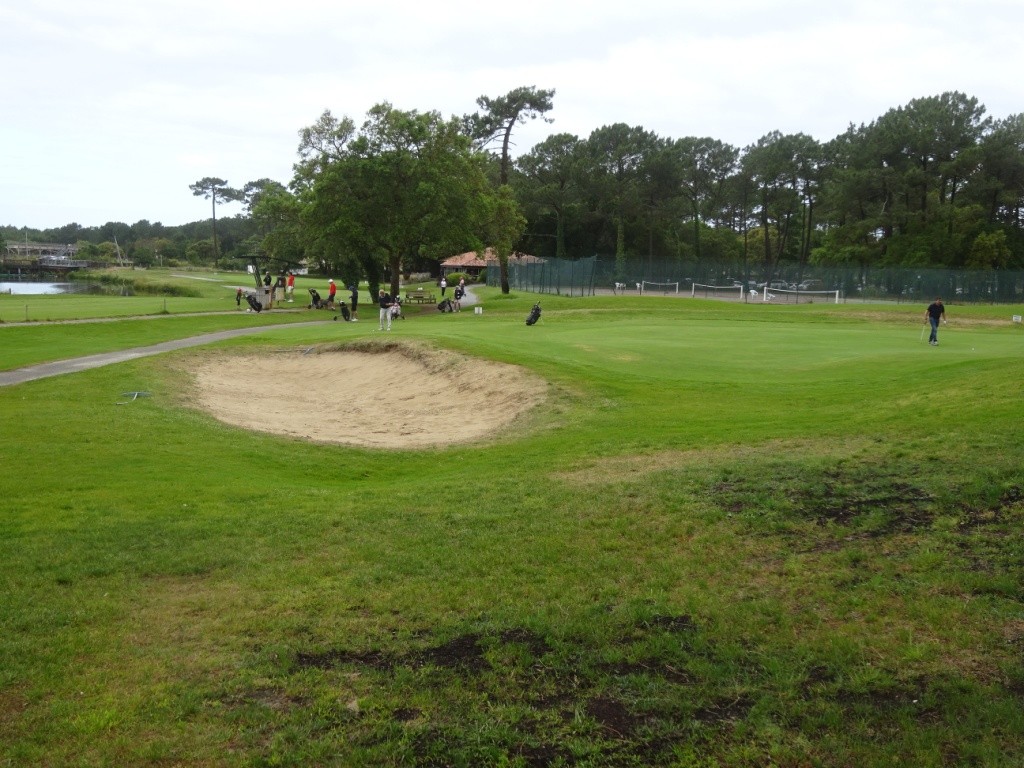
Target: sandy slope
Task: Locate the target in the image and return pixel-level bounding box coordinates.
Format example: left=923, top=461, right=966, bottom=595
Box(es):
left=190, top=344, right=547, bottom=449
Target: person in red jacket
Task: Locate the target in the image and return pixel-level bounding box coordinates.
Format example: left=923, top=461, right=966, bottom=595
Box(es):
left=286, top=272, right=295, bottom=302
left=327, top=279, right=337, bottom=307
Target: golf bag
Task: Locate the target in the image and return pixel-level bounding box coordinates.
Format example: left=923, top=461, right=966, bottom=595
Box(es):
left=437, top=298, right=454, bottom=313
left=308, top=288, right=327, bottom=309
left=245, top=293, right=263, bottom=313
left=333, top=303, right=351, bottom=321
left=525, top=302, right=541, bottom=325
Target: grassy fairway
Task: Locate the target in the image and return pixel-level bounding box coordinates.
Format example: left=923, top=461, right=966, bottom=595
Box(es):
left=1, top=290, right=1023, bottom=766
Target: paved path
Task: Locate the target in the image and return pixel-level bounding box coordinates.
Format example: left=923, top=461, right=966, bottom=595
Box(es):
left=0, top=321, right=327, bottom=388
left=0, top=285, right=483, bottom=388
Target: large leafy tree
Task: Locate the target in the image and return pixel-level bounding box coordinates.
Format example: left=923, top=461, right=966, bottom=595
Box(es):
left=239, top=178, right=288, bottom=216
left=250, top=186, right=309, bottom=279
left=741, top=131, right=821, bottom=281
left=294, top=110, right=357, bottom=187
left=189, top=177, right=240, bottom=264
left=49, top=222, right=86, bottom=244
left=465, top=86, right=555, bottom=186
left=969, top=114, right=1024, bottom=229
left=671, top=137, right=739, bottom=260
left=818, top=92, right=991, bottom=268
left=815, top=124, right=887, bottom=267
left=635, top=134, right=683, bottom=266
left=301, top=103, right=493, bottom=298
left=875, top=93, right=989, bottom=265
left=483, top=186, right=528, bottom=294
left=584, top=123, right=657, bottom=277
left=514, top=133, right=584, bottom=260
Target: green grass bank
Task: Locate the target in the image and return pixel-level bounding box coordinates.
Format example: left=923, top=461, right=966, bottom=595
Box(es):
left=2, top=284, right=1023, bottom=766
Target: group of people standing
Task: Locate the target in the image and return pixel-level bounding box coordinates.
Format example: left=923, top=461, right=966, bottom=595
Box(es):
left=439, top=275, right=466, bottom=297
left=377, top=275, right=468, bottom=328
left=259, top=271, right=297, bottom=305
left=238, top=271, right=473, bottom=328
left=307, top=280, right=400, bottom=327
left=274, top=272, right=296, bottom=302
left=234, top=270, right=297, bottom=309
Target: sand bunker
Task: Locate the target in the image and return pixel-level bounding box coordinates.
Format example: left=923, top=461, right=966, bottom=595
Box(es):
left=190, top=342, right=547, bottom=449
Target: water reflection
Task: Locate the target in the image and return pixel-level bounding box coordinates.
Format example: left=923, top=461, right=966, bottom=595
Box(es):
left=0, top=281, right=121, bottom=296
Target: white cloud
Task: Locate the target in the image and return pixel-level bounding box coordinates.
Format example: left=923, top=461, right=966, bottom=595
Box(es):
left=2, top=0, right=1022, bottom=228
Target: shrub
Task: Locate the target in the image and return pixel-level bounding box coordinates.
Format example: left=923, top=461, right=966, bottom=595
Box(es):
left=444, top=272, right=468, bottom=285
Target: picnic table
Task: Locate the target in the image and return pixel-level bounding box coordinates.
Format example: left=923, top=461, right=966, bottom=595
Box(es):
left=405, top=289, right=436, bottom=304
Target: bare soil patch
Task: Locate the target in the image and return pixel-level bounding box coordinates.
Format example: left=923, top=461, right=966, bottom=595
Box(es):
left=189, top=341, right=547, bottom=449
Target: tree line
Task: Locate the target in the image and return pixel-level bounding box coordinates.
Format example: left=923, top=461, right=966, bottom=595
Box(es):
left=510, top=91, right=1022, bottom=281
left=6, top=88, right=1022, bottom=293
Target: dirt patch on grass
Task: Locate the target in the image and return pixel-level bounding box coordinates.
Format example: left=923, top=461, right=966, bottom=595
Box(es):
left=413, top=633, right=490, bottom=672
left=552, top=438, right=874, bottom=487
left=959, top=486, right=1024, bottom=531
left=693, top=694, right=754, bottom=724
left=295, top=648, right=394, bottom=672
left=796, top=477, right=935, bottom=531
left=287, top=621, right=702, bottom=763
left=587, top=694, right=642, bottom=736
left=0, top=686, right=28, bottom=730
left=294, top=632, right=495, bottom=675
left=188, top=340, right=547, bottom=449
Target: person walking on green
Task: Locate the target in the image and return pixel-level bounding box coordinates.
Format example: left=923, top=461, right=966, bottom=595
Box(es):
left=925, top=297, right=946, bottom=346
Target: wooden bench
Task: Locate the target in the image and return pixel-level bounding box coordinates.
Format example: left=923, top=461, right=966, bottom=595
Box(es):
left=405, top=289, right=436, bottom=304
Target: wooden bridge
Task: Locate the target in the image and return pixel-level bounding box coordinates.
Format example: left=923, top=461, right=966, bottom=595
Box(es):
left=5, top=242, right=78, bottom=258
left=2, top=242, right=90, bottom=276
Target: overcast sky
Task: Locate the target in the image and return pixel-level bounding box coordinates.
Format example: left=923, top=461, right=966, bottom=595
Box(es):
left=3, top=0, right=1021, bottom=232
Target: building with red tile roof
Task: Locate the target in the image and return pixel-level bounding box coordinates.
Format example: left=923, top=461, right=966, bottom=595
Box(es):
left=440, top=248, right=544, bottom=277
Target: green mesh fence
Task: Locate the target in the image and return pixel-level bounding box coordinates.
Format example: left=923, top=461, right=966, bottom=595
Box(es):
left=485, top=256, right=598, bottom=297
left=490, top=256, right=1024, bottom=304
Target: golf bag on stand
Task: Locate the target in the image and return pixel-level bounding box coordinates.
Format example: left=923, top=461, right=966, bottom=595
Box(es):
left=245, top=293, right=263, bottom=313
left=525, top=302, right=541, bottom=325
left=308, top=288, right=327, bottom=309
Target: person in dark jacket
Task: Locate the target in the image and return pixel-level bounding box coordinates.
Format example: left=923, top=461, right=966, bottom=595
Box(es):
left=925, top=297, right=946, bottom=345
left=378, top=289, right=393, bottom=331
left=349, top=284, right=359, bottom=321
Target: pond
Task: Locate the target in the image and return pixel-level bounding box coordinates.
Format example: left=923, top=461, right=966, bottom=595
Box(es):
left=0, top=281, right=127, bottom=296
